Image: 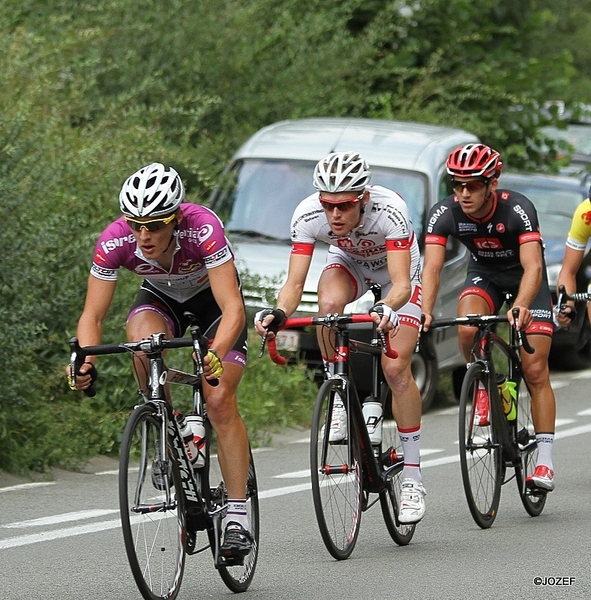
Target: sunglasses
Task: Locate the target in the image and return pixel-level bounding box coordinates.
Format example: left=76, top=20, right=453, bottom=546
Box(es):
left=452, top=179, right=488, bottom=194
left=125, top=213, right=177, bottom=232
left=319, top=193, right=364, bottom=212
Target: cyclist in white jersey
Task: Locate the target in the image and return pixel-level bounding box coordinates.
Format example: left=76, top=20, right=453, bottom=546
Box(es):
left=254, top=151, right=426, bottom=524
left=67, top=162, right=252, bottom=558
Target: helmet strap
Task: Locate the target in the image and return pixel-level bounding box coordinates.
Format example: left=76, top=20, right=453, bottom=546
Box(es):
left=163, top=224, right=178, bottom=253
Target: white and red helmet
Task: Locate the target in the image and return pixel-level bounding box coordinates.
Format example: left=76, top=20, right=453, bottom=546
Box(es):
left=119, top=162, right=185, bottom=217
left=313, top=151, right=371, bottom=192
left=446, top=144, right=503, bottom=179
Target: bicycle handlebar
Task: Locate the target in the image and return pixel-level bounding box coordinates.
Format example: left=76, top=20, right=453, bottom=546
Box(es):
left=429, top=309, right=535, bottom=355
left=69, top=321, right=217, bottom=397
left=557, top=284, right=591, bottom=304
left=263, top=313, right=398, bottom=365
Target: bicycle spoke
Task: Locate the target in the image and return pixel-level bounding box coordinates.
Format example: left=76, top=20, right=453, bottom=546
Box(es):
left=459, top=364, right=502, bottom=529
left=514, top=380, right=547, bottom=516
left=379, top=388, right=416, bottom=544
left=310, top=379, right=362, bottom=560
left=208, top=440, right=260, bottom=592
left=119, top=404, right=185, bottom=600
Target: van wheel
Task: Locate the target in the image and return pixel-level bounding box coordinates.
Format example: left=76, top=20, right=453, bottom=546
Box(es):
left=411, top=345, right=438, bottom=413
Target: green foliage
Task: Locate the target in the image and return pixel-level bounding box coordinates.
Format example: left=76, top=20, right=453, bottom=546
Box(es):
left=236, top=333, right=318, bottom=446
left=1, top=0, right=590, bottom=475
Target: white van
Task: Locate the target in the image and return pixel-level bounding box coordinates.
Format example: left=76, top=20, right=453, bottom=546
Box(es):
left=209, top=117, right=478, bottom=410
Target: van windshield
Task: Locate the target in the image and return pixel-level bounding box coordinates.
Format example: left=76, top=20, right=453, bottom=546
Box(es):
left=214, top=158, right=426, bottom=241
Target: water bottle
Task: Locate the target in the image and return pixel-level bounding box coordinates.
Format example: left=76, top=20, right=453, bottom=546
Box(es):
left=175, top=412, right=201, bottom=467
left=186, top=414, right=207, bottom=468
left=362, top=400, right=383, bottom=445
left=496, top=375, right=517, bottom=421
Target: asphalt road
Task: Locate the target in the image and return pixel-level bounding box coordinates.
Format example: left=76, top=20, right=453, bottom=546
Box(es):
left=2, top=367, right=591, bottom=600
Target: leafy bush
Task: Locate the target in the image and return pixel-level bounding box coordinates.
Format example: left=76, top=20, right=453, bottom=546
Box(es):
left=1, top=0, right=590, bottom=475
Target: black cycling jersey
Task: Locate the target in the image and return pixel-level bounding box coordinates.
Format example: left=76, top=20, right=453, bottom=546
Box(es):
left=425, top=189, right=545, bottom=273
left=425, top=189, right=553, bottom=335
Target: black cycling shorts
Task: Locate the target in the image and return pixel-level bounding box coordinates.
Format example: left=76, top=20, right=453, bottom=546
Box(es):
left=128, top=281, right=248, bottom=367
left=460, top=264, right=554, bottom=336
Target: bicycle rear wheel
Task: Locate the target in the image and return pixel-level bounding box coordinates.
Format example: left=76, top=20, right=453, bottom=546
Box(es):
left=514, top=379, right=547, bottom=516
left=310, top=378, right=362, bottom=560
left=119, top=403, right=186, bottom=600
left=207, top=434, right=260, bottom=592
left=459, top=363, right=503, bottom=528
left=379, top=387, right=416, bottom=545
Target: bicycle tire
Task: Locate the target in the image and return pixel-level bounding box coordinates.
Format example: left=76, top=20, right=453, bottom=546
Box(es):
left=513, top=378, right=547, bottom=516
left=379, top=386, right=416, bottom=545
left=207, top=433, right=260, bottom=592
left=489, top=336, right=547, bottom=516
left=310, top=378, right=362, bottom=560
left=458, top=362, right=503, bottom=529
left=119, top=403, right=186, bottom=600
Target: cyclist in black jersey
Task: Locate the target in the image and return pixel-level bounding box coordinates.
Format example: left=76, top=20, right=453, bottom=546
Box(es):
left=421, top=143, right=557, bottom=492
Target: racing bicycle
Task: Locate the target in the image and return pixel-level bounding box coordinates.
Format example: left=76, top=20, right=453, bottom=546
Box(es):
left=262, top=310, right=417, bottom=560
left=429, top=308, right=547, bottom=528
left=68, top=314, right=259, bottom=598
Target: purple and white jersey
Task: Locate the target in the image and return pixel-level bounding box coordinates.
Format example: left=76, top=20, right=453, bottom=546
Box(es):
left=90, top=203, right=234, bottom=302
left=291, top=185, right=421, bottom=283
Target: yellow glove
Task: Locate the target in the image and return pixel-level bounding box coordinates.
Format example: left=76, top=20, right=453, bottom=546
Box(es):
left=206, top=350, right=223, bottom=378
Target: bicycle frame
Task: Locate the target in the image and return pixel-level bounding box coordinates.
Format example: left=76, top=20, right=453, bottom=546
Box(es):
left=69, top=318, right=260, bottom=595
left=266, top=313, right=401, bottom=494
left=432, top=312, right=535, bottom=460
left=332, top=325, right=402, bottom=495
left=467, top=320, right=523, bottom=464
left=68, top=329, right=225, bottom=553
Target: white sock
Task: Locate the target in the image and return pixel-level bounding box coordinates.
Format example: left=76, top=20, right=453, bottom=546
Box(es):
left=535, top=433, right=555, bottom=470
left=226, top=499, right=249, bottom=530
left=399, top=426, right=422, bottom=483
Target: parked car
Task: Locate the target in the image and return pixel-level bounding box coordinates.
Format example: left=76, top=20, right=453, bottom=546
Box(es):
left=210, top=117, right=479, bottom=410
left=500, top=171, right=591, bottom=369
left=541, top=123, right=591, bottom=174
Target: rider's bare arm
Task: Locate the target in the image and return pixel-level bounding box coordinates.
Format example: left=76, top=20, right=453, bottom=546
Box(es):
left=511, top=241, right=543, bottom=329
left=420, top=244, right=446, bottom=331
left=254, top=252, right=312, bottom=337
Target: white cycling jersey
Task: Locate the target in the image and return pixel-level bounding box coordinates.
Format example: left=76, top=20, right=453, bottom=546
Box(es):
left=290, top=185, right=421, bottom=283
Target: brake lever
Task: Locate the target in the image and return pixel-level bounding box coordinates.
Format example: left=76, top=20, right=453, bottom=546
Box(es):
left=258, top=332, right=268, bottom=358
left=511, top=307, right=535, bottom=355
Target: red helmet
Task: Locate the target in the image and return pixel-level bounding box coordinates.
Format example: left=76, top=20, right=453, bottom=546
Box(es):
left=446, top=143, right=503, bottom=179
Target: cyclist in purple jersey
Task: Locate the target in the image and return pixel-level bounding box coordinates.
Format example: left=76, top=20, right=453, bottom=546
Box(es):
left=68, top=162, right=253, bottom=557
left=421, top=144, right=557, bottom=491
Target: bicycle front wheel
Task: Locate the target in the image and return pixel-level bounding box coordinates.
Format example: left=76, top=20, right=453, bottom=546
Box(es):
left=310, top=379, right=362, bottom=560
left=379, top=387, right=416, bottom=545
left=459, top=363, right=503, bottom=529
left=119, top=403, right=186, bottom=600
left=514, top=379, right=547, bottom=516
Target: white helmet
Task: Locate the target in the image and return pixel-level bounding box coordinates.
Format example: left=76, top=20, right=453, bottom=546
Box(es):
left=119, top=162, right=185, bottom=217
left=313, top=151, right=371, bottom=193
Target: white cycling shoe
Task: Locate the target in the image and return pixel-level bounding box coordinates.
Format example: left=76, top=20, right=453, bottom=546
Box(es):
left=398, top=478, right=426, bottom=524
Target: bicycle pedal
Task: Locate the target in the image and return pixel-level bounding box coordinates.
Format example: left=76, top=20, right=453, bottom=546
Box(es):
left=186, top=531, right=197, bottom=554
left=218, top=554, right=245, bottom=567
left=525, top=480, right=549, bottom=495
